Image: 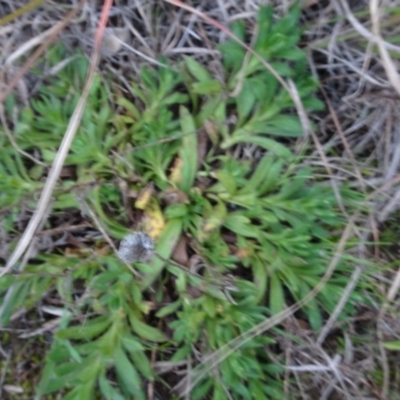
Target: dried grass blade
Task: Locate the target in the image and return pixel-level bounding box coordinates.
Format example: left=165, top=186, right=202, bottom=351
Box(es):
left=0, top=0, right=45, bottom=27
left=370, top=0, right=400, bottom=96
left=0, top=1, right=84, bottom=104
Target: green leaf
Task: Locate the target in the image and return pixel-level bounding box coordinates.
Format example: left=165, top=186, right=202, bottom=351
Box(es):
left=249, top=380, right=270, bottom=399
left=222, top=135, right=292, bottom=160
left=269, top=272, right=284, bottom=315
left=156, top=299, right=182, bottom=318
left=200, top=285, right=228, bottom=302
left=223, top=214, right=260, bottom=238
left=56, top=315, right=111, bottom=341
left=99, top=374, right=126, bottom=400
left=62, top=381, right=95, bottom=400
left=202, top=296, right=217, bottom=318
left=275, top=5, right=301, bottom=34
left=178, top=106, right=198, bottom=193
left=219, top=21, right=246, bottom=73
left=259, top=158, right=285, bottom=195
left=128, top=311, right=167, bottom=342
left=215, top=170, right=238, bottom=195
left=255, top=6, right=273, bottom=48
left=174, top=269, right=187, bottom=293
left=192, top=80, right=223, bottom=95
left=269, top=61, right=293, bottom=76
left=130, top=283, right=142, bottom=305
left=253, top=258, right=268, bottom=302
left=130, top=348, right=154, bottom=379
left=192, top=378, right=213, bottom=400
left=140, top=68, right=157, bottom=91
left=113, top=346, right=143, bottom=397
left=0, top=281, right=32, bottom=326
left=164, top=203, right=189, bottom=219
left=164, top=92, right=189, bottom=105
left=170, top=345, right=191, bottom=363
left=201, top=200, right=227, bottom=239
left=278, top=48, right=305, bottom=61
left=304, top=297, right=323, bottom=331
left=213, top=382, right=228, bottom=400
left=303, top=96, right=325, bottom=111
left=253, top=115, right=303, bottom=137
left=229, top=193, right=257, bottom=208
left=64, top=340, right=82, bottom=363
left=121, top=335, right=144, bottom=352
left=117, top=96, right=140, bottom=119
left=54, top=355, right=100, bottom=382
left=140, top=218, right=183, bottom=289
left=240, top=155, right=275, bottom=195
left=91, top=271, right=119, bottom=290
left=36, top=357, right=60, bottom=396
left=236, top=80, right=256, bottom=121
left=184, top=56, right=212, bottom=81
left=383, top=340, right=400, bottom=350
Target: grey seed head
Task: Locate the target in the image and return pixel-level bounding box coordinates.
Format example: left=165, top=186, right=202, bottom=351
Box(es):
left=118, top=232, right=155, bottom=263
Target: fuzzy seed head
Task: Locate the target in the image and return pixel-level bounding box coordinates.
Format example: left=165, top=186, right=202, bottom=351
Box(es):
left=118, top=232, right=154, bottom=263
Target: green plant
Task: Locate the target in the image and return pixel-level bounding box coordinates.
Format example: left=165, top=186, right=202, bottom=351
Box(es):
left=0, top=5, right=371, bottom=399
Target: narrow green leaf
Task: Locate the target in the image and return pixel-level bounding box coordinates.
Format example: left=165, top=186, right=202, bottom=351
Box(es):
left=130, top=349, right=154, bottom=379
left=236, top=80, right=256, bottom=121
left=113, top=346, right=142, bottom=396
left=269, top=272, right=284, bottom=315
left=64, top=340, right=82, bottom=363
left=239, top=155, right=274, bottom=195
left=200, top=285, right=228, bottom=302
left=178, top=106, right=198, bottom=193
left=99, top=374, right=125, bottom=400
left=201, top=200, right=228, bottom=237
left=140, top=218, right=183, bottom=290
left=54, top=354, right=100, bottom=382
left=224, top=214, right=260, bottom=239
left=269, top=61, right=293, bottom=76
left=213, top=382, right=228, bottom=400
left=229, top=193, right=257, bottom=208
left=305, top=297, right=323, bottom=331
left=116, top=97, right=140, bottom=120
left=303, top=96, right=325, bottom=111
left=0, top=280, right=31, bottom=326
left=215, top=170, right=237, bottom=195
left=222, top=135, right=292, bottom=160
left=383, top=340, right=400, bottom=351
left=156, top=299, right=182, bottom=318
left=121, top=335, right=144, bottom=352
left=184, top=56, right=212, bottom=82
left=259, top=158, right=285, bottom=195
left=56, top=315, right=111, bottom=341
left=128, top=311, right=167, bottom=342
left=62, top=381, right=95, bottom=400
left=164, top=92, right=189, bottom=105
left=192, top=378, right=213, bottom=400
left=192, top=80, right=222, bottom=95
left=36, top=358, right=59, bottom=396
left=253, top=115, right=303, bottom=137
left=253, top=258, right=268, bottom=302
left=202, top=297, right=217, bottom=318
left=171, top=345, right=191, bottom=363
